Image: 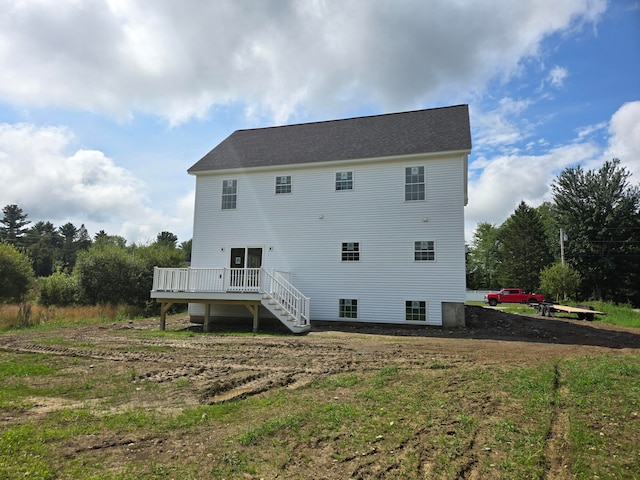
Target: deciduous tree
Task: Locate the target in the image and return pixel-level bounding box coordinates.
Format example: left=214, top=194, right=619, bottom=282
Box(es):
left=552, top=159, right=640, bottom=304
left=466, top=222, right=500, bottom=290
left=0, top=241, right=34, bottom=302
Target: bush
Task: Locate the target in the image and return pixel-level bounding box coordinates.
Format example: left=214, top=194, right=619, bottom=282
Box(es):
left=74, top=243, right=186, bottom=308
left=38, top=270, right=80, bottom=306
left=540, top=262, right=581, bottom=302
left=0, top=242, right=34, bottom=303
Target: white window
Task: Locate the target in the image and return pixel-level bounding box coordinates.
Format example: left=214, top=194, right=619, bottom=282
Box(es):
left=275, top=175, right=292, bottom=194
left=406, top=301, right=426, bottom=321
left=341, top=242, right=360, bottom=262
left=414, top=241, right=435, bottom=261
left=339, top=299, right=358, bottom=318
left=335, top=171, right=353, bottom=191
left=222, top=179, right=237, bottom=210
left=405, top=166, right=425, bottom=201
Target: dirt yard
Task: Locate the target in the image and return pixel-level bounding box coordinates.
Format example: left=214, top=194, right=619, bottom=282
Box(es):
left=1, top=306, right=639, bottom=478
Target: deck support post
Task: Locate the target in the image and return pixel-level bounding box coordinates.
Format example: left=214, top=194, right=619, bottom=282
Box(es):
left=159, top=302, right=173, bottom=331
left=246, top=304, right=259, bottom=333
left=203, top=303, right=211, bottom=332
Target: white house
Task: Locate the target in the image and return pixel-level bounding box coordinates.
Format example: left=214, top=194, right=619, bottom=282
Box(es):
left=151, top=105, right=472, bottom=333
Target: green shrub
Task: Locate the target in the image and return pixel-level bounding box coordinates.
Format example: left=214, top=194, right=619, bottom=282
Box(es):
left=0, top=242, right=34, bottom=303
left=38, top=270, right=80, bottom=306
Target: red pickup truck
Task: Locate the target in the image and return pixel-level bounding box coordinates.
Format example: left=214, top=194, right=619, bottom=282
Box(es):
left=484, top=288, right=545, bottom=306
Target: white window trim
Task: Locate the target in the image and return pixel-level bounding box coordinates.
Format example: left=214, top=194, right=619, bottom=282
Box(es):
left=275, top=175, right=292, bottom=195
left=335, top=170, right=354, bottom=192
left=414, top=240, right=436, bottom=262
left=404, top=165, right=426, bottom=202
left=221, top=179, right=238, bottom=210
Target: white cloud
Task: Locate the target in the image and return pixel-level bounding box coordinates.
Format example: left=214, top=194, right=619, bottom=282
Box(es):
left=604, top=100, right=640, bottom=181
left=465, top=100, right=640, bottom=240
left=548, top=65, right=569, bottom=88
left=466, top=141, right=600, bottom=238
left=0, top=123, right=192, bottom=243
left=0, top=0, right=607, bottom=125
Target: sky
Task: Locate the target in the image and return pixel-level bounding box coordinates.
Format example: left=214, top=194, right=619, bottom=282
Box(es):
left=0, top=0, right=639, bottom=245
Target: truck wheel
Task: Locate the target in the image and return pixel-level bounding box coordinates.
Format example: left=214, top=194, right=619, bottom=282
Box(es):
left=528, top=298, right=537, bottom=304
left=489, top=298, right=497, bottom=307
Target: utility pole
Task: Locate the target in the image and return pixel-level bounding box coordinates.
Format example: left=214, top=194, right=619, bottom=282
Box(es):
left=560, top=228, right=566, bottom=266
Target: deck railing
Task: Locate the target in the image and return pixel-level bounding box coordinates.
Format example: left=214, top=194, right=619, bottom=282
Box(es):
left=262, top=269, right=310, bottom=326
left=152, top=267, right=310, bottom=327
left=152, top=267, right=262, bottom=293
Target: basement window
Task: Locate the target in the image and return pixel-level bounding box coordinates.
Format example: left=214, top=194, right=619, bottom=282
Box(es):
left=406, top=301, right=426, bottom=321
left=339, top=299, right=358, bottom=319
left=341, top=242, right=360, bottom=261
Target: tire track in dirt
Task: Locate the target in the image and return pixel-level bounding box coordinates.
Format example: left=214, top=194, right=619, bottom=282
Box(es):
left=1, top=336, right=470, bottom=411
left=544, top=363, right=572, bottom=479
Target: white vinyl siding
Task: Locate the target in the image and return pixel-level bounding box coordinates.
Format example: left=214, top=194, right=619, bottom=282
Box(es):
left=190, top=154, right=467, bottom=325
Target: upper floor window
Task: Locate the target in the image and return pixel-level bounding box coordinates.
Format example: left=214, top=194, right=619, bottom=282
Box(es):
left=222, top=179, right=237, bottom=210
left=339, top=299, right=358, bottom=318
left=406, top=301, right=426, bottom=321
left=335, top=171, right=353, bottom=191
left=405, top=166, right=425, bottom=201
left=341, top=242, right=360, bottom=262
left=414, top=241, right=435, bottom=261
left=275, top=175, right=292, bottom=194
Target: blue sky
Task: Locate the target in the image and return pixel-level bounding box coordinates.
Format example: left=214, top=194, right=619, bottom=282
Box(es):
left=0, top=0, right=638, bottom=244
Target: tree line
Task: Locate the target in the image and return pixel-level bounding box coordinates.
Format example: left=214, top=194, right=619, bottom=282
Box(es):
left=467, top=159, right=640, bottom=306
left=0, top=205, right=191, bottom=312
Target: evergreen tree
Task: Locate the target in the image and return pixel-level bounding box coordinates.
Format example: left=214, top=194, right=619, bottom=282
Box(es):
left=495, top=201, right=552, bottom=292
left=76, top=224, right=92, bottom=251
left=0, top=204, right=30, bottom=247
left=59, top=222, right=79, bottom=271
left=25, top=221, right=63, bottom=276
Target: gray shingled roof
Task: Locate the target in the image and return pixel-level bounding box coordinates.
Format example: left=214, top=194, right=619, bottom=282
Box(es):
left=188, top=104, right=471, bottom=173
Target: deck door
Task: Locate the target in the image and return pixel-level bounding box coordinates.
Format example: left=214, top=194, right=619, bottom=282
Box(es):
left=229, top=247, right=262, bottom=291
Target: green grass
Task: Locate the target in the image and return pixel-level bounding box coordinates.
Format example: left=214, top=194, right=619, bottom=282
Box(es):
left=2, top=356, right=638, bottom=479
left=495, top=300, right=640, bottom=328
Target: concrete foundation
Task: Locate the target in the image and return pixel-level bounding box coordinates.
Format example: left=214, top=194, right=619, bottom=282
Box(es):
left=441, top=302, right=466, bottom=328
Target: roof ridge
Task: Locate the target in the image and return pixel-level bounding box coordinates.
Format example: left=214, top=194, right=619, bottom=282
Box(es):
left=233, top=104, right=469, bottom=134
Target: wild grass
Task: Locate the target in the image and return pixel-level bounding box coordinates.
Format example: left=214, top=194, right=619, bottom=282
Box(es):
left=0, top=304, right=143, bottom=331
